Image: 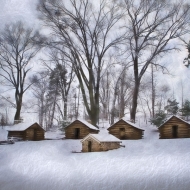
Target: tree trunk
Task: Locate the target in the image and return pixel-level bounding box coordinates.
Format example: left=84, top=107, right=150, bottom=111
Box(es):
left=63, top=98, right=67, bottom=121
left=14, top=94, right=23, bottom=121
left=130, top=81, right=140, bottom=123
left=130, top=57, right=140, bottom=123
left=151, top=64, right=155, bottom=118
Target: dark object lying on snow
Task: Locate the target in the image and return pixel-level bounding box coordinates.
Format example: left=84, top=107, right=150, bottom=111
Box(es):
left=0, top=140, right=14, bottom=145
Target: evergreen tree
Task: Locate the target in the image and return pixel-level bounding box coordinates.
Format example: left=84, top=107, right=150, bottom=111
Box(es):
left=179, top=100, right=190, bottom=120
left=149, top=111, right=167, bottom=128
left=164, top=99, right=179, bottom=115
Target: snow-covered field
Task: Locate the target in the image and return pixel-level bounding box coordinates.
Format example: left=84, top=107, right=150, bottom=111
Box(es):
left=1, top=124, right=190, bottom=190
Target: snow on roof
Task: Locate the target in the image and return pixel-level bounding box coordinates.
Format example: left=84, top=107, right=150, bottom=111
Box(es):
left=69, top=119, right=99, bottom=131
left=108, top=118, right=144, bottom=131
left=5, top=122, right=40, bottom=131
left=81, top=133, right=122, bottom=143
left=159, top=115, right=190, bottom=128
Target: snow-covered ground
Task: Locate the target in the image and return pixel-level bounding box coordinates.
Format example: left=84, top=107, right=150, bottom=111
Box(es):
left=1, top=123, right=190, bottom=190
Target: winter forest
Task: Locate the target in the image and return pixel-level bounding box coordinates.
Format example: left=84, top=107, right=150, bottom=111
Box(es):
left=1, top=0, right=190, bottom=189
left=0, top=0, right=190, bottom=128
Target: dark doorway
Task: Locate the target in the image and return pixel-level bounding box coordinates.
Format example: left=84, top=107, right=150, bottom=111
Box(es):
left=172, top=126, right=178, bottom=138
left=119, top=128, right=125, bottom=139
left=74, top=128, right=80, bottom=139
left=88, top=141, right=92, bottom=152
left=33, top=129, right=38, bottom=141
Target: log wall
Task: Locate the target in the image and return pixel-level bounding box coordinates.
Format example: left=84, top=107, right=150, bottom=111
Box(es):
left=159, top=117, right=190, bottom=139
left=65, top=121, right=99, bottom=139
left=8, top=123, right=45, bottom=141
left=8, top=131, right=24, bottom=140
left=108, top=120, right=144, bottom=140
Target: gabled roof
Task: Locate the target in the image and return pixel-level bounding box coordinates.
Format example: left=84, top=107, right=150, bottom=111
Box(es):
left=65, top=119, right=99, bottom=131
left=6, top=122, right=44, bottom=131
left=159, top=115, right=190, bottom=128
left=108, top=119, right=144, bottom=131
left=81, top=133, right=122, bottom=143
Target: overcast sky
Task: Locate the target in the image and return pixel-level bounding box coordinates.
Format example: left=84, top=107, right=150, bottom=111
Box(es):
left=0, top=0, right=39, bottom=27
left=0, top=0, right=190, bottom=105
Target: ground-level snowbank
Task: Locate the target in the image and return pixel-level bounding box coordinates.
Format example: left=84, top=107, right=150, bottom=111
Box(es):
left=1, top=126, right=190, bottom=190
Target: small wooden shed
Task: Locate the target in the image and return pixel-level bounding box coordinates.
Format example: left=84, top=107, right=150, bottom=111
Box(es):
left=6, top=122, right=45, bottom=141
left=81, top=133, right=122, bottom=152
left=159, top=115, right=190, bottom=139
left=107, top=119, right=144, bottom=140
left=65, top=119, right=99, bottom=139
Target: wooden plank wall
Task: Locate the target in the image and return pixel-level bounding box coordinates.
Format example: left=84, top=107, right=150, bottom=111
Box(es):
left=159, top=117, right=190, bottom=139
left=65, top=121, right=98, bottom=139
left=8, top=131, right=24, bottom=140
left=108, top=121, right=143, bottom=140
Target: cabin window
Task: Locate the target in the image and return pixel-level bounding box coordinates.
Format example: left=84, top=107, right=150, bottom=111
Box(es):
left=74, top=128, right=80, bottom=139
left=172, top=126, right=178, bottom=138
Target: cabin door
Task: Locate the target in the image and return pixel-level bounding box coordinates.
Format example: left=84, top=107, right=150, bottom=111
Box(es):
left=88, top=141, right=92, bottom=152
left=119, top=128, right=125, bottom=139
left=172, top=126, right=178, bottom=138
left=33, top=130, right=38, bottom=141
left=74, top=128, right=80, bottom=139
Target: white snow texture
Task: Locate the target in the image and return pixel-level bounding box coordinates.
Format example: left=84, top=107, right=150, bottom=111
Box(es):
left=1, top=123, right=190, bottom=190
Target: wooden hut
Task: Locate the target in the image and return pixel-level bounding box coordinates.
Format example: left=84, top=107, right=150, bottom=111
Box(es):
left=107, top=119, right=144, bottom=140
left=81, top=133, right=122, bottom=152
left=159, top=115, right=190, bottom=139
left=6, top=122, right=45, bottom=141
left=65, top=119, right=99, bottom=139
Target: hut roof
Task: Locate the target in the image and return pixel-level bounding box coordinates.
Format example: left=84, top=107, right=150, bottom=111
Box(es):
left=159, top=115, right=190, bottom=129
left=6, top=122, right=44, bottom=131
left=66, top=119, right=99, bottom=131
left=108, top=119, right=144, bottom=131
left=81, top=133, right=122, bottom=143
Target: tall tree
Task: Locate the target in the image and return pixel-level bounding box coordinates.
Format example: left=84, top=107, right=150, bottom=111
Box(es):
left=99, top=71, right=111, bottom=121
left=37, top=0, right=124, bottom=126
left=31, top=71, right=49, bottom=127
left=122, top=0, right=190, bottom=122
left=43, top=50, right=75, bottom=121
left=0, top=21, right=41, bottom=121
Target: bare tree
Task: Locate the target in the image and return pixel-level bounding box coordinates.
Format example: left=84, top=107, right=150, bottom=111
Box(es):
left=37, top=0, right=124, bottom=126
left=31, top=71, right=49, bottom=127
left=99, top=71, right=111, bottom=121
left=0, top=21, right=41, bottom=122
left=122, top=0, right=190, bottom=122
left=110, top=67, right=133, bottom=124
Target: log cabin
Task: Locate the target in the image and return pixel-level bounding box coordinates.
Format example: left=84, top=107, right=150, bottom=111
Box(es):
left=65, top=119, right=99, bottom=139
left=159, top=115, right=190, bottom=139
left=6, top=122, right=45, bottom=141
left=81, top=133, right=122, bottom=152
left=107, top=119, right=144, bottom=140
